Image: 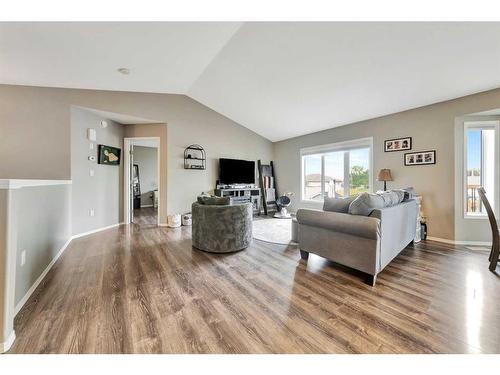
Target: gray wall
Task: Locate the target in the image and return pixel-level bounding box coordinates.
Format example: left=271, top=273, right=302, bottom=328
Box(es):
left=133, top=146, right=158, bottom=207
left=14, top=184, right=71, bottom=304
left=274, top=88, right=500, bottom=241
left=0, top=183, right=71, bottom=348
left=71, top=107, right=124, bottom=235
left=0, top=85, right=274, bottom=222
left=0, top=189, right=15, bottom=345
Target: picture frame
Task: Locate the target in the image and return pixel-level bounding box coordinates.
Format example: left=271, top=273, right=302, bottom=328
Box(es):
left=98, top=144, right=121, bottom=165
left=384, top=137, right=412, bottom=152
left=404, top=150, right=436, bottom=166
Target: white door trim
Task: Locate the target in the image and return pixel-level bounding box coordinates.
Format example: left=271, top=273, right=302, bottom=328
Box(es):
left=124, top=137, right=161, bottom=226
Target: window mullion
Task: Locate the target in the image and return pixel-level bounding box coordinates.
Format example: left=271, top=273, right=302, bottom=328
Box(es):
left=321, top=155, right=325, bottom=199
left=344, top=151, right=350, bottom=197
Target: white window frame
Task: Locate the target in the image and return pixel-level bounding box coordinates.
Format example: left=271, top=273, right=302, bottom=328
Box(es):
left=463, top=121, right=500, bottom=219
left=300, top=137, right=373, bottom=203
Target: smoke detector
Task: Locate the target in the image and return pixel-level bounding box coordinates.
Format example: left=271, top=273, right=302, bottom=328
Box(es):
left=117, top=67, right=130, bottom=75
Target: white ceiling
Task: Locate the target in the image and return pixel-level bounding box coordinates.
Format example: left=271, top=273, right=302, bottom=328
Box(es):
left=0, top=22, right=241, bottom=93
left=79, top=107, right=161, bottom=124
left=2, top=22, right=500, bottom=141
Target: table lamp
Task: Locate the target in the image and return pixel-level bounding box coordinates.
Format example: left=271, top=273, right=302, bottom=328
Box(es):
left=377, top=169, right=393, bottom=191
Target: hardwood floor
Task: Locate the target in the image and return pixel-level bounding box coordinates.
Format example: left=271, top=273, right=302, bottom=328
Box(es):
left=8, top=220, right=500, bottom=353
left=133, top=207, right=158, bottom=226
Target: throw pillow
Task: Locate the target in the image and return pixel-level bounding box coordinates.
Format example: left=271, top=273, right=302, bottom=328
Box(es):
left=348, top=190, right=406, bottom=216
left=323, top=196, right=355, bottom=213
left=348, top=193, right=385, bottom=216
left=197, top=195, right=231, bottom=206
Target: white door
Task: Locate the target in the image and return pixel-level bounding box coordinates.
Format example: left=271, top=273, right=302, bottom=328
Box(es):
left=130, top=144, right=135, bottom=223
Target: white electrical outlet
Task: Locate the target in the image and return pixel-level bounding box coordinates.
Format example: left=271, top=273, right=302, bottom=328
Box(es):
left=89, top=169, right=94, bottom=177
left=21, top=250, right=26, bottom=266
left=89, top=209, right=95, bottom=217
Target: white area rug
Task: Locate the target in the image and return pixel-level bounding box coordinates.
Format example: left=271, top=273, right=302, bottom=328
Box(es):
left=253, top=218, right=294, bottom=245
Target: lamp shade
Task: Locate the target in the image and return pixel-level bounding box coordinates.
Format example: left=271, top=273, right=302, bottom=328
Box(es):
left=377, top=169, right=393, bottom=182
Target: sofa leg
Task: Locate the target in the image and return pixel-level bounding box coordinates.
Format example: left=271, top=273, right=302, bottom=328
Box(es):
left=366, top=274, right=377, bottom=286
left=300, top=249, right=309, bottom=260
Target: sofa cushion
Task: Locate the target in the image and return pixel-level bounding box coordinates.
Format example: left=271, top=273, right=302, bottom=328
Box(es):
left=348, top=191, right=405, bottom=216
left=296, top=209, right=380, bottom=240
left=323, top=196, right=355, bottom=213
left=197, top=195, right=231, bottom=205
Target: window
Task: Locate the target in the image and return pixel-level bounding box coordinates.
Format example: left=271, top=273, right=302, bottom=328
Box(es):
left=301, top=138, right=372, bottom=202
left=464, top=121, right=499, bottom=217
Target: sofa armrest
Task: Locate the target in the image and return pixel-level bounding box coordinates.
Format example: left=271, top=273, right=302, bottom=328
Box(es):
left=296, top=209, right=380, bottom=240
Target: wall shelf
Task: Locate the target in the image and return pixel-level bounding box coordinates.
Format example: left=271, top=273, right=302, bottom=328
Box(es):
left=184, top=144, right=206, bottom=170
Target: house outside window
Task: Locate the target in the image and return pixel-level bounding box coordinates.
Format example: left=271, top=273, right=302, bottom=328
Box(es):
left=464, top=121, right=499, bottom=218
left=301, top=138, right=373, bottom=202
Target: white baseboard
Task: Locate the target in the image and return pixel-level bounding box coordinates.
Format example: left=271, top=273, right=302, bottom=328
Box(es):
left=72, top=223, right=123, bottom=239
left=14, top=222, right=123, bottom=317
left=14, top=237, right=72, bottom=316
left=0, top=330, right=15, bottom=353
left=427, top=236, right=492, bottom=246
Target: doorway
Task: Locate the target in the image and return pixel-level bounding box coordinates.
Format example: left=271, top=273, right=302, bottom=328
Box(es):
left=124, top=137, right=160, bottom=225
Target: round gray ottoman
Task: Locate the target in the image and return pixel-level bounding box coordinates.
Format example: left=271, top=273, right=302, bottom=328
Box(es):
left=191, top=202, right=253, bottom=253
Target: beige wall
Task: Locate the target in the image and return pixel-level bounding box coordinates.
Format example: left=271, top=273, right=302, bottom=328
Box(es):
left=0, top=85, right=274, bottom=223
left=274, top=88, right=500, bottom=241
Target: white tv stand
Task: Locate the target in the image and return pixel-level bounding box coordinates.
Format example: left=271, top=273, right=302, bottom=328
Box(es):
left=214, top=185, right=261, bottom=215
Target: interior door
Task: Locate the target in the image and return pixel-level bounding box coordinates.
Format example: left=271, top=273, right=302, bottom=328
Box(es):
left=130, top=144, right=135, bottom=223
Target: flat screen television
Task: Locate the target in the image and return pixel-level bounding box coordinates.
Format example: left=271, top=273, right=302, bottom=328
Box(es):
left=219, top=158, right=255, bottom=185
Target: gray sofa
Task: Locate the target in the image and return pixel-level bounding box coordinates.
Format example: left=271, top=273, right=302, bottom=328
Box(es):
left=296, top=194, right=417, bottom=286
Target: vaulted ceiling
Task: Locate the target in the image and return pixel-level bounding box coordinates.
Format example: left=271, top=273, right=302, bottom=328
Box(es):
left=1, top=22, right=500, bottom=141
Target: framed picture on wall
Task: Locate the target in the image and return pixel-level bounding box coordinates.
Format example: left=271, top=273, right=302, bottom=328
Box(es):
left=384, top=137, right=412, bottom=152
left=404, top=150, right=436, bottom=166
left=98, top=145, right=121, bottom=165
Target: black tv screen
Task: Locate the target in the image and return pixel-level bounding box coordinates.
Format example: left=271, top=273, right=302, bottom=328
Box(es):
left=219, top=158, right=255, bottom=184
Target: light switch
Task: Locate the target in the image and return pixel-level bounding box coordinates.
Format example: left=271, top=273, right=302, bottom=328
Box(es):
left=89, top=169, right=94, bottom=177
left=87, top=128, right=97, bottom=141
left=89, top=209, right=95, bottom=217
left=89, top=143, right=94, bottom=150
left=21, top=250, right=26, bottom=266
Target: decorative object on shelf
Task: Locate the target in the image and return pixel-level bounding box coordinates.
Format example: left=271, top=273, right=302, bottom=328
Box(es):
left=414, top=195, right=423, bottom=242
left=404, top=150, right=436, bottom=166
left=184, top=144, right=206, bottom=170
left=258, top=160, right=278, bottom=215
left=167, top=214, right=182, bottom=228
left=377, top=169, right=393, bottom=191
left=181, top=213, right=192, bottom=226
left=274, top=192, right=294, bottom=219
left=98, top=145, right=121, bottom=165
left=384, top=137, right=412, bottom=152
left=420, top=222, right=428, bottom=240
